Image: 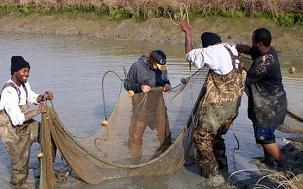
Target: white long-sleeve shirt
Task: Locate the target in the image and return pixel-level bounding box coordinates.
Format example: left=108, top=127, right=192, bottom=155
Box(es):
left=186, top=43, right=239, bottom=75
left=0, top=80, right=39, bottom=126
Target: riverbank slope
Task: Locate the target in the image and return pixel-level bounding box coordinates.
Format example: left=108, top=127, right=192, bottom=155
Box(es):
left=0, top=13, right=302, bottom=58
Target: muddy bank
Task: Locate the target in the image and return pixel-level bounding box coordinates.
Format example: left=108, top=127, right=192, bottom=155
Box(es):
left=0, top=14, right=302, bottom=57
left=233, top=141, right=303, bottom=189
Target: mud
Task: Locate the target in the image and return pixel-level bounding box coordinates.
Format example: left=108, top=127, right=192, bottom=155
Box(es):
left=232, top=141, right=303, bottom=189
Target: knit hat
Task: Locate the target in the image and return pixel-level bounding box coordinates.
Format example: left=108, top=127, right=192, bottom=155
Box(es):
left=150, top=50, right=167, bottom=71
left=11, top=56, right=30, bottom=75
left=201, top=32, right=222, bottom=48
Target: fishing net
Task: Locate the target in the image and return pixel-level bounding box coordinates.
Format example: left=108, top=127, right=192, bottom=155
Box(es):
left=278, top=92, right=303, bottom=134
left=38, top=66, right=303, bottom=189
left=279, top=111, right=303, bottom=134
left=39, top=68, right=207, bottom=189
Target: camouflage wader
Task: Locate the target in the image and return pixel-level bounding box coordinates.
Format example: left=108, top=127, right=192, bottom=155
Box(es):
left=0, top=105, right=39, bottom=186
left=193, top=47, right=246, bottom=177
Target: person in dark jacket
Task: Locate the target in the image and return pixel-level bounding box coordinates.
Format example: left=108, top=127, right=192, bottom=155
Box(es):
left=236, top=28, right=287, bottom=168
left=124, top=50, right=172, bottom=155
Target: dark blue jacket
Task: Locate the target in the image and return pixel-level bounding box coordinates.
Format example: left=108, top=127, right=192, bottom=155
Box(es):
left=124, top=55, right=170, bottom=93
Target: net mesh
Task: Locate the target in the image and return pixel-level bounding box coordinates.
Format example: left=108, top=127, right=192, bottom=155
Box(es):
left=39, top=69, right=206, bottom=189
left=278, top=109, right=303, bottom=134
left=38, top=68, right=303, bottom=189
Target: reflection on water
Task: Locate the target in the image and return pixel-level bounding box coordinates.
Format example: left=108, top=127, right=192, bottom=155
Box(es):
left=0, top=32, right=302, bottom=188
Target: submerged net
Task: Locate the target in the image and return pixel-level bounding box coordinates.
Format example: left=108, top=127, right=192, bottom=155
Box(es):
left=278, top=106, right=303, bottom=134
left=39, top=68, right=206, bottom=189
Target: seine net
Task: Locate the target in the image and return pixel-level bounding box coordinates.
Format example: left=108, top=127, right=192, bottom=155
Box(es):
left=39, top=69, right=206, bottom=189
left=38, top=68, right=303, bottom=189
left=278, top=85, right=303, bottom=134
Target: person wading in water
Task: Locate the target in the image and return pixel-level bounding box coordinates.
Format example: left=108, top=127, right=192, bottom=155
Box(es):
left=124, top=50, right=172, bottom=157
left=0, top=56, right=55, bottom=188
left=180, top=20, right=246, bottom=183
left=236, top=28, right=287, bottom=169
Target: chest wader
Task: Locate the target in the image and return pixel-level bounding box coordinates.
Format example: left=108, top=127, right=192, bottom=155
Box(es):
left=192, top=47, right=246, bottom=177
left=0, top=83, right=39, bottom=186
left=128, top=91, right=172, bottom=156
left=0, top=106, right=39, bottom=186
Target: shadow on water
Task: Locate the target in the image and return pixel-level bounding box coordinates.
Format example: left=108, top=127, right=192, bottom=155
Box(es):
left=0, top=32, right=302, bottom=188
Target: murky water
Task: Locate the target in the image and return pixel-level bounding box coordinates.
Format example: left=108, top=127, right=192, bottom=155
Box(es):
left=0, top=32, right=302, bottom=189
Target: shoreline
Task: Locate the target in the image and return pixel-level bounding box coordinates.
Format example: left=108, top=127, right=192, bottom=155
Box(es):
left=0, top=13, right=303, bottom=57
left=0, top=12, right=302, bottom=189
left=0, top=1, right=302, bottom=26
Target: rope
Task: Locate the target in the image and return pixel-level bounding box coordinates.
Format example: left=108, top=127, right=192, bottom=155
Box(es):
left=231, top=124, right=240, bottom=171
left=101, top=70, right=124, bottom=121
left=97, top=70, right=125, bottom=142
left=168, top=3, right=189, bottom=26
left=167, top=3, right=193, bottom=89
left=171, top=68, right=202, bottom=90
left=169, top=69, right=202, bottom=100
left=43, top=70, right=126, bottom=140
left=287, top=109, right=303, bottom=122
left=231, top=124, right=240, bottom=152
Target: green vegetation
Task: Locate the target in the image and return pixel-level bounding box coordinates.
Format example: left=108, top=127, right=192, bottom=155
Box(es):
left=0, top=4, right=108, bottom=17
left=0, top=1, right=302, bottom=26
left=275, top=13, right=302, bottom=26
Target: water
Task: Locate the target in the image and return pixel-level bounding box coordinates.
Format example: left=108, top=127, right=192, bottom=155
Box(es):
left=0, top=32, right=302, bottom=188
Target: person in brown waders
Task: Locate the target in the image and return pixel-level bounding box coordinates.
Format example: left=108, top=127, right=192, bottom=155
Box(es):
left=236, top=28, right=287, bottom=169
left=124, top=50, right=172, bottom=157
left=180, top=20, right=246, bottom=183
left=0, top=56, right=54, bottom=188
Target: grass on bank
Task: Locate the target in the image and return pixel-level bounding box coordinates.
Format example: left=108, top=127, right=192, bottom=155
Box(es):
left=230, top=168, right=303, bottom=189
left=0, top=2, right=302, bottom=26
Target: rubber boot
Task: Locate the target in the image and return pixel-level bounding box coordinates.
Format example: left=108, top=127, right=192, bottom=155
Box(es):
left=201, top=159, right=219, bottom=178
left=201, top=160, right=225, bottom=187
left=213, top=136, right=228, bottom=175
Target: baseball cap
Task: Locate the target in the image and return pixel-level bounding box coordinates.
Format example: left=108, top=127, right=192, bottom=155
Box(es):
left=150, top=50, right=167, bottom=71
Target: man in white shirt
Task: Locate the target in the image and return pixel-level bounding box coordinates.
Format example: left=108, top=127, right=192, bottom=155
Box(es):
left=180, top=20, right=246, bottom=179
left=0, top=56, right=54, bottom=188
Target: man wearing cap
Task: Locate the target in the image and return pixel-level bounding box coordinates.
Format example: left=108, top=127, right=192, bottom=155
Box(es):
left=180, top=20, right=246, bottom=180
left=0, top=56, right=54, bottom=188
left=124, top=50, right=172, bottom=155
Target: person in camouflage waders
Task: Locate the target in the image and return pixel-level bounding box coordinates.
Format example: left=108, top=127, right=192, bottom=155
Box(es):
left=180, top=20, right=246, bottom=179
left=0, top=56, right=54, bottom=188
